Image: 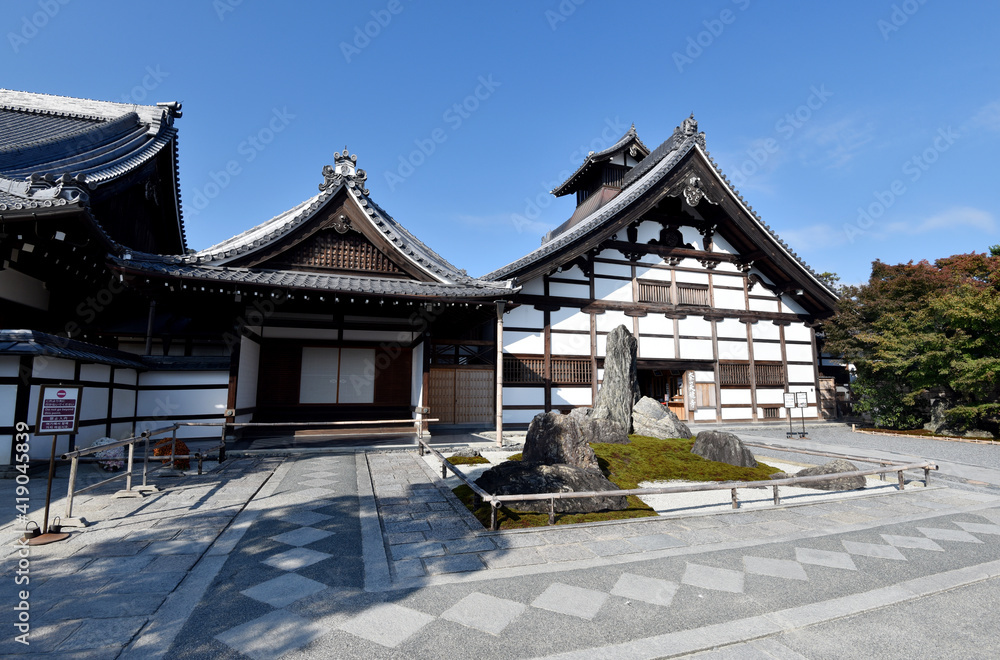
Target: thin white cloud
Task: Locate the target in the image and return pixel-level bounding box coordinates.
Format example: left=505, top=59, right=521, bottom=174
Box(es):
left=777, top=222, right=851, bottom=252
left=798, top=115, right=877, bottom=170
left=967, top=100, right=1000, bottom=133
left=881, top=206, right=996, bottom=237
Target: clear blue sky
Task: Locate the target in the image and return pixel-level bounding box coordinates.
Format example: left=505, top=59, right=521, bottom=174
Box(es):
left=5, top=0, right=999, bottom=284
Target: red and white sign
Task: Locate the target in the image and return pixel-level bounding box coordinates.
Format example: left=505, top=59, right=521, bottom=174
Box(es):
left=36, top=385, right=81, bottom=435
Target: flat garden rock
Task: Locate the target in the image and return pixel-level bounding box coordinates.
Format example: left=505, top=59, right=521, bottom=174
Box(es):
left=691, top=430, right=757, bottom=467
left=475, top=462, right=627, bottom=513
left=776, top=459, right=866, bottom=491
left=632, top=396, right=692, bottom=439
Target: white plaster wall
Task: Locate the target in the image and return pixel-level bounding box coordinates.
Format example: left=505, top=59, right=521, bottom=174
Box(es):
left=787, top=365, right=816, bottom=384
left=680, top=339, right=713, bottom=359
left=0, top=385, right=15, bottom=425
left=410, top=342, right=424, bottom=409
left=80, top=364, right=111, bottom=383
left=594, top=278, right=632, bottom=302
left=80, top=388, right=108, bottom=421
left=32, top=357, right=74, bottom=380
left=694, top=370, right=715, bottom=383
left=504, top=331, right=544, bottom=354
left=506, top=305, right=544, bottom=329
left=782, top=296, right=809, bottom=315
left=552, top=387, right=592, bottom=406
left=596, top=334, right=607, bottom=357
left=680, top=226, right=702, bottom=246
left=752, top=342, right=782, bottom=362
left=785, top=323, right=812, bottom=342
left=520, top=278, right=545, bottom=295
left=712, top=234, right=739, bottom=255
left=638, top=337, right=675, bottom=359
left=716, top=318, right=746, bottom=339
left=29, top=435, right=70, bottom=461
left=114, top=370, right=138, bottom=385
left=788, top=385, right=817, bottom=403
left=636, top=220, right=661, bottom=243
left=785, top=343, right=815, bottom=363
left=756, top=389, right=787, bottom=404
left=678, top=317, right=712, bottom=337
left=748, top=298, right=780, bottom=313
left=237, top=336, right=260, bottom=410
left=74, top=425, right=107, bottom=447
left=717, top=340, right=748, bottom=361
left=636, top=266, right=671, bottom=281
left=503, top=388, right=545, bottom=406
left=504, top=408, right=545, bottom=425
left=637, top=315, right=672, bottom=335
left=549, top=282, right=590, bottom=299
left=712, top=289, right=745, bottom=310
left=593, top=261, right=630, bottom=277
left=674, top=270, right=710, bottom=284
left=721, top=407, right=752, bottom=420
left=137, top=388, right=226, bottom=419
left=713, top=273, right=743, bottom=289
left=550, top=333, right=590, bottom=356
left=595, top=310, right=630, bottom=332
left=556, top=265, right=588, bottom=282
left=550, top=307, right=591, bottom=332
left=694, top=408, right=717, bottom=421
left=0, top=356, right=19, bottom=377
left=110, top=422, right=133, bottom=439
left=751, top=322, right=781, bottom=340
left=721, top=389, right=752, bottom=405
left=141, top=371, right=229, bottom=387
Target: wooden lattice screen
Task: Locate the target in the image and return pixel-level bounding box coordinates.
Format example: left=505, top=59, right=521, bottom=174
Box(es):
left=503, top=356, right=591, bottom=385
left=677, top=284, right=710, bottom=306
left=719, top=362, right=786, bottom=387
left=637, top=280, right=672, bottom=304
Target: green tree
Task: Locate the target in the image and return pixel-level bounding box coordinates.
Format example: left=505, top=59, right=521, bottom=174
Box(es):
left=824, top=251, right=1000, bottom=433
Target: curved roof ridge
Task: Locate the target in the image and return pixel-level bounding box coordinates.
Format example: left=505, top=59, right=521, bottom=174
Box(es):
left=0, top=88, right=168, bottom=127
left=551, top=124, right=649, bottom=197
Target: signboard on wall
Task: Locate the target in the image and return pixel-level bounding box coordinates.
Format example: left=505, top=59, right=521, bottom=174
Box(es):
left=36, top=385, right=81, bottom=435
left=795, top=391, right=808, bottom=408
left=686, top=371, right=697, bottom=410
left=783, top=392, right=796, bottom=409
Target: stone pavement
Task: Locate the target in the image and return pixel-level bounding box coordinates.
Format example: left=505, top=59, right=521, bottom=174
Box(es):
left=2, top=435, right=1000, bottom=658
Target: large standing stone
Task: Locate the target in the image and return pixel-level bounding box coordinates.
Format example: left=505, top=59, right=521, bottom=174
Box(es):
left=691, top=430, right=757, bottom=467
left=592, top=325, right=640, bottom=433
left=631, top=397, right=692, bottom=439
left=523, top=412, right=600, bottom=470
left=771, top=459, right=865, bottom=491
left=568, top=408, right=630, bottom=445
left=475, top=462, right=627, bottom=513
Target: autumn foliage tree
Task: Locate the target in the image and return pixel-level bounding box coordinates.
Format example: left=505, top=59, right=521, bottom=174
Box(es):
left=823, top=248, right=1000, bottom=434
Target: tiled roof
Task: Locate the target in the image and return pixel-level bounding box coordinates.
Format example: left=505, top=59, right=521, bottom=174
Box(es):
left=112, top=256, right=513, bottom=299
left=484, top=114, right=837, bottom=300
left=0, top=329, right=146, bottom=369
left=174, top=150, right=497, bottom=288
left=550, top=125, right=650, bottom=197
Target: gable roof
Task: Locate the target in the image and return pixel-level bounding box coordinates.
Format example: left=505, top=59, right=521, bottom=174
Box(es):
left=550, top=124, right=650, bottom=197
left=0, top=89, right=185, bottom=247
left=484, top=114, right=838, bottom=311
left=115, top=150, right=516, bottom=300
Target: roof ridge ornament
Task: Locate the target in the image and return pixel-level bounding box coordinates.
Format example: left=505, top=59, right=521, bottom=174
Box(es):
left=680, top=113, right=698, bottom=137
left=319, top=148, right=368, bottom=194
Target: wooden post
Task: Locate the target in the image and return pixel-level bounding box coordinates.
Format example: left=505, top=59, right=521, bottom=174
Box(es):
left=924, top=466, right=931, bottom=487
left=490, top=503, right=499, bottom=531
left=898, top=470, right=905, bottom=490
left=495, top=301, right=506, bottom=447
left=772, top=484, right=779, bottom=505
left=548, top=498, right=555, bottom=525
left=731, top=488, right=738, bottom=509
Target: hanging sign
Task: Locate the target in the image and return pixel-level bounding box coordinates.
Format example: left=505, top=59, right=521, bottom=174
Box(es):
left=795, top=391, right=809, bottom=408
left=36, top=386, right=81, bottom=435
left=687, top=371, right=697, bottom=410
left=783, top=392, right=796, bottom=409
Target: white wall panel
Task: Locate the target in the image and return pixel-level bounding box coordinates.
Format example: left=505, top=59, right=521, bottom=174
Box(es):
left=637, top=315, right=673, bottom=335
left=751, top=322, right=781, bottom=340
left=410, top=342, right=424, bottom=408
left=140, top=371, right=229, bottom=387
left=504, top=331, right=544, bottom=354
left=552, top=387, right=592, bottom=406
left=594, top=277, right=632, bottom=302
left=114, top=369, right=137, bottom=385
left=674, top=270, right=710, bottom=284
left=638, top=337, right=675, bottom=359
left=338, top=348, right=376, bottom=403
left=593, top=261, right=631, bottom=277
left=721, top=388, right=752, bottom=405
left=712, top=289, right=745, bottom=310
left=29, top=435, right=70, bottom=461
left=505, top=305, right=544, bottom=329
left=520, top=277, right=545, bottom=295
left=0, top=435, right=10, bottom=465
left=596, top=334, right=606, bottom=357
left=639, top=253, right=665, bottom=265
left=713, top=273, right=743, bottom=288
left=716, top=318, right=747, bottom=339
left=680, top=339, right=714, bottom=360
left=752, top=342, right=782, bottom=362
left=33, top=357, right=74, bottom=379
left=782, top=296, right=809, bottom=315
left=112, top=389, right=135, bottom=418
left=678, top=316, right=712, bottom=337
left=80, top=364, right=111, bottom=383
left=138, top=389, right=225, bottom=417
left=503, top=387, right=545, bottom=406
left=595, top=310, right=629, bottom=332
left=694, top=408, right=717, bottom=421
left=503, top=408, right=545, bottom=425
left=785, top=343, right=815, bottom=363
left=550, top=307, right=591, bottom=332
left=73, top=425, right=105, bottom=447
left=712, top=235, right=739, bottom=255
left=549, top=281, right=590, bottom=298
left=299, top=348, right=339, bottom=403
left=80, top=388, right=108, bottom=421
left=550, top=333, right=590, bottom=356
left=237, top=337, right=260, bottom=409
left=721, top=407, right=752, bottom=420
left=785, top=323, right=812, bottom=342
left=555, top=264, right=588, bottom=282
left=787, top=365, right=816, bottom=384
left=636, top=220, right=662, bottom=243
left=756, top=389, right=787, bottom=404
left=714, top=261, right=740, bottom=273
left=0, top=356, right=19, bottom=377
left=717, top=340, right=748, bottom=361
left=0, top=385, right=15, bottom=425
left=748, top=298, right=780, bottom=312
left=694, top=370, right=715, bottom=383
left=680, top=226, right=702, bottom=246
left=788, top=385, right=817, bottom=403
left=110, top=422, right=133, bottom=439
left=636, top=266, right=671, bottom=281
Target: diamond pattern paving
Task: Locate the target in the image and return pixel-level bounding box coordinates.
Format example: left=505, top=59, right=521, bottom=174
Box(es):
left=842, top=541, right=907, bottom=561
left=263, top=547, right=332, bottom=571
left=338, top=603, right=436, bottom=648
left=240, top=573, right=328, bottom=608
left=270, top=526, right=333, bottom=547
left=955, top=521, right=1000, bottom=536
left=215, top=609, right=327, bottom=660
left=610, top=573, right=679, bottom=607
left=917, top=527, right=983, bottom=543
left=743, top=556, right=809, bottom=581
left=881, top=534, right=944, bottom=552
left=531, top=583, right=609, bottom=620
left=440, top=592, right=526, bottom=635
left=681, top=562, right=745, bottom=594
left=794, top=547, right=857, bottom=571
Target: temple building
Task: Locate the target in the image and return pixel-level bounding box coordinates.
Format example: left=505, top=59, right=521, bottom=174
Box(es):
left=0, top=90, right=836, bottom=472
left=487, top=117, right=838, bottom=426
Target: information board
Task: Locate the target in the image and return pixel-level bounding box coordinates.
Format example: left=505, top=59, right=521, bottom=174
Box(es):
left=36, top=385, right=81, bottom=435
left=783, top=392, right=796, bottom=408
left=795, top=391, right=808, bottom=408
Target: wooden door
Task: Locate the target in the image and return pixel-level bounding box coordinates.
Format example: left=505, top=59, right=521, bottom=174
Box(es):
left=428, top=367, right=494, bottom=424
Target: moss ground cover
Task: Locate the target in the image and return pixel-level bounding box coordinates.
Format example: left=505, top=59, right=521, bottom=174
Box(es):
left=453, top=436, right=781, bottom=529
left=446, top=455, right=490, bottom=465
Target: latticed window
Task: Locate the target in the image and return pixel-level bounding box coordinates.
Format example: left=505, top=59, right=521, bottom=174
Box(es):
left=719, top=361, right=786, bottom=387
left=431, top=342, right=492, bottom=366
left=637, top=280, right=672, bottom=304
left=677, top=283, right=710, bottom=306
left=503, top=356, right=591, bottom=384
left=762, top=406, right=781, bottom=419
